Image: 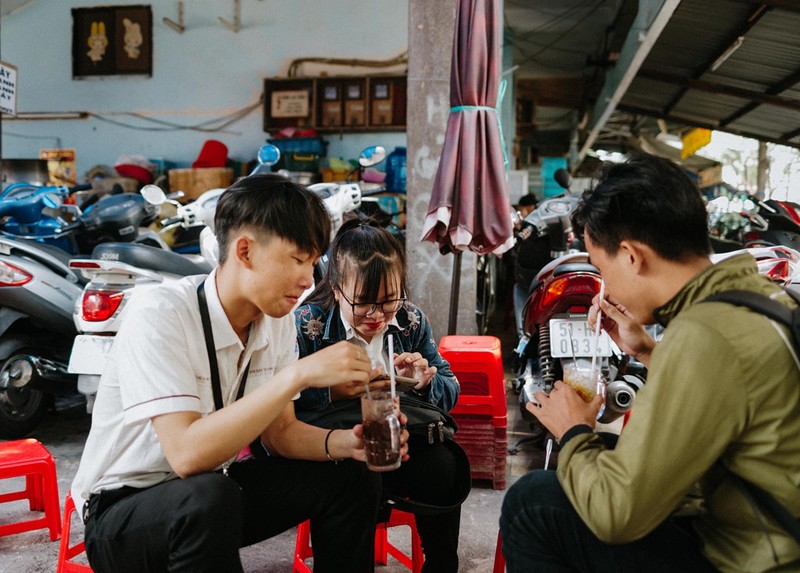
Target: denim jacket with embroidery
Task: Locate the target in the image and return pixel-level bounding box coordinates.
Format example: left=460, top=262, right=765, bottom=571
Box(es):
left=294, top=301, right=459, bottom=418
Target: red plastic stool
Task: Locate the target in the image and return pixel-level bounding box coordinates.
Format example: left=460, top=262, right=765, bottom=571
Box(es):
left=293, top=507, right=423, bottom=572
left=0, top=438, right=61, bottom=541
left=439, top=335, right=508, bottom=489
left=493, top=529, right=505, bottom=572
left=374, top=508, right=423, bottom=572
left=439, top=335, right=506, bottom=420
left=56, top=492, right=93, bottom=572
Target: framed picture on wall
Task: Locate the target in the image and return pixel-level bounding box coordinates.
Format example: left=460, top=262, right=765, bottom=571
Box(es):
left=72, top=5, right=152, bottom=78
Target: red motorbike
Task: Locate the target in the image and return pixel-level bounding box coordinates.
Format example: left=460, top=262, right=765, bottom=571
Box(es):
left=510, top=191, right=645, bottom=451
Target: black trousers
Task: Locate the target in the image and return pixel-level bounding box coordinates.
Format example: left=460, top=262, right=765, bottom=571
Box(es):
left=500, top=471, right=718, bottom=573
left=381, top=436, right=470, bottom=573
left=84, top=457, right=382, bottom=573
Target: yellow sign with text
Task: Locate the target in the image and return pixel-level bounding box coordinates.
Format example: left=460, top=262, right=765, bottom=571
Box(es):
left=681, top=128, right=712, bottom=160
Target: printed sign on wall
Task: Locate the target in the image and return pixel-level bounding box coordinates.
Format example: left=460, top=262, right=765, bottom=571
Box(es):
left=0, top=61, right=18, bottom=116
left=39, top=148, right=77, bottom=186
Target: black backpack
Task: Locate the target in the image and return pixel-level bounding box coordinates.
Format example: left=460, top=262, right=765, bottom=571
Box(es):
left=702, top=289, right=800, bottom=543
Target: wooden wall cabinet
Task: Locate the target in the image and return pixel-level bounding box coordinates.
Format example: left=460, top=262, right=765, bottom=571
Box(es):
left=264, top=75, right=406, bottom=133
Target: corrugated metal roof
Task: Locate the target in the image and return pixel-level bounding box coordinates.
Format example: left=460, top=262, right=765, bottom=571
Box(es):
left=619, top=0, right=800, bottom=148
left=506, top=0, right=800, bottom=162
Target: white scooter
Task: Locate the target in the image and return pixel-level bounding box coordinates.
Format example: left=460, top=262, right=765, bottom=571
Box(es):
left=67, top=144, right=381, bottom=411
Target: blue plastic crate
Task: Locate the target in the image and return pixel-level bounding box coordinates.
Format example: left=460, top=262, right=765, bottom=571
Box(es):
left=267, top=137, right=328, bottom=158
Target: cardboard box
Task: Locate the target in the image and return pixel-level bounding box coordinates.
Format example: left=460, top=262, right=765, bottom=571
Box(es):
left=168, top=167, right=233, bottom=203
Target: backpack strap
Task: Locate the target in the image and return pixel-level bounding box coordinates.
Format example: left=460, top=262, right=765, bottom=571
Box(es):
left=702, top=289, right=800, bottom=349
left=701, top=288, right=800, bottom=546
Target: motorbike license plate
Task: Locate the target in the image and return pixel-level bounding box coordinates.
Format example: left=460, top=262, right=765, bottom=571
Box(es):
left=549, top=318, right=613, bottom=358
left=68, top=335, right=115, bottom=375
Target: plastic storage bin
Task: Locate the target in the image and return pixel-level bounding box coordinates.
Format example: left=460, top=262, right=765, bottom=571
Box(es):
left=384, top=146, right=407, bottom=193
left=267, top=137, right=328, bottom=172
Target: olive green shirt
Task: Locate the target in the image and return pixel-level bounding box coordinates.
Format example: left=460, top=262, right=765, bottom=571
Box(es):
left=558, top=254, right=800, bottom=572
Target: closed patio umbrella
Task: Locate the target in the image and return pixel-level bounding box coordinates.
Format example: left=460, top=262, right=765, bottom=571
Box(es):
left=421, top=0, right=513, bottom=334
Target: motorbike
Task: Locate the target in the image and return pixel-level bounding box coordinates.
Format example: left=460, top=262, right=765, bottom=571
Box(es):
left=707, top=189, right=800, bottom=253
left=508, top=177, right=646, bottom=452
left=0, top=236, right=86, bottom=438
left=0, top=180, right=170, bottom=437
left=0, top=181, right=167, bottom=255
left=0, top=183, right=93, bottom=252
left=67, top=144, right=374, bottom=411
left=711, top=244, right=800, bottom=295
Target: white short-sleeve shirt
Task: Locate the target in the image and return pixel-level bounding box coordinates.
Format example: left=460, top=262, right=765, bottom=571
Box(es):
left=71, top=270, right=298, bottom=505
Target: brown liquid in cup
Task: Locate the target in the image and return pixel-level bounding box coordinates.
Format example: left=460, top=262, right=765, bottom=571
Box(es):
left=363, top=418, right=401, bottom=468
left=563, top=369, right=597, bottom=403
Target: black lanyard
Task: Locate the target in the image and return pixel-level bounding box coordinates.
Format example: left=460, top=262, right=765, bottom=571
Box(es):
left=197, top=281, right=249, bottom=411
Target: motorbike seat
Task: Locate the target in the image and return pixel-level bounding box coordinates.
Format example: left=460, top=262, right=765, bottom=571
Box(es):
left=91, top=243, right=213, bottom=276
left=552, top=262, right=599, bottom=277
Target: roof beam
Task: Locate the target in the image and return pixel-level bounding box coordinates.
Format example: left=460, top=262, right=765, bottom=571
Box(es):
left=662, top=3, right=770, bottom=115
left=638, top=69, right=800, bottom=113
left=781, top=126, right=800, bottom=142
left=577, top=0, right=680, bottom=166
left=720, top=66, right=800, bottom=126
left=727, top=0, right=800, bottom=13
left=617, top=102, right=800, bottom=150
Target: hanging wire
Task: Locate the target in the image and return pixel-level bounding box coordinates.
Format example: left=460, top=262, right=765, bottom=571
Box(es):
left=87, top=95, right=263, bottom=133
left=286, top=51, right=408, bottom=77
left=2, top=132, right=63, bottom=148
left=505, top=0, right=608, bottom=71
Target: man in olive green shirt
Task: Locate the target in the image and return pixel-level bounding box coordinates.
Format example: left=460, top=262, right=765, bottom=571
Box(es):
left=500, top=155, right=800, bottom=573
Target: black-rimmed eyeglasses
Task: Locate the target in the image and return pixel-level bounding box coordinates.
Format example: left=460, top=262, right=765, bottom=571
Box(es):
left=339, top=290, right=406, bottom=317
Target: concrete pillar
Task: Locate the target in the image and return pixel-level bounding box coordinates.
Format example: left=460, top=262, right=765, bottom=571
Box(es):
left=406, top=0, right=477, bottom=338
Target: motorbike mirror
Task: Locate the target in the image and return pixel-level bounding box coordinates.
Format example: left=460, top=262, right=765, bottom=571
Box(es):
left=358, top=146, right=386, bottom=168
left=41, top=192, right=63, bottom=209
left=554, top=168, right=571, bottom=190
left=141, top=184, right=167, bottom=205
left=257, top=144, right=281, bottom=167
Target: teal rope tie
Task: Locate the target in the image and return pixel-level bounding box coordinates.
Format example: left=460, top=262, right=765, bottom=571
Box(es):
left=449, top=79, right=508, bottom=172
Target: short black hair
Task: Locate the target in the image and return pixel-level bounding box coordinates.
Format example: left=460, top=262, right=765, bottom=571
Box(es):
left=305, top=216, right=407, bottom=309
left=214, top=174, right=331, bottom=265
left=571, top=154, right=710, bottom=261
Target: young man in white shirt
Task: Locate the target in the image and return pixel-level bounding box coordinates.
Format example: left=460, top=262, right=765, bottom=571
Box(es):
left=72, top=174, right=403, bottom=573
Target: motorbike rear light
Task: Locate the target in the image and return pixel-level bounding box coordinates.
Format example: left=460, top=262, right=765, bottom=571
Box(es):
left=0, top=261, right=33, bottom=286
left=70, top=261, right=102, bottom=269
left=82, top=289, right=125, bottom=322
left=537, top=274, right=602, bottom=317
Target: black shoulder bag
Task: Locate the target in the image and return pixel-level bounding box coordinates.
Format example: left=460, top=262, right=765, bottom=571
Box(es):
left=303, top=392, right=458, bottom=445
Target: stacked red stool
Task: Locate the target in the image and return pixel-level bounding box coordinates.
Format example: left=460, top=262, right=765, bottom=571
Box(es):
left=0, top=438, right=61, bottom=541
left=438, top=335, right=507, bottom=490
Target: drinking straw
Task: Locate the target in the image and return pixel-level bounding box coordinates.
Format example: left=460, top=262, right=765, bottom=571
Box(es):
left=544, top=436, right=554, bottom=470
left=568, top=323, right=578, bottom=363
left=387, top=335, right=396, bottom=399
left=590, top=280, right=606, bottom=396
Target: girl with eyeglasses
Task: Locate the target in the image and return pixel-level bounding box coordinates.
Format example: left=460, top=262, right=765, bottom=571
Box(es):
left=294, top=217, right=469, bottom=573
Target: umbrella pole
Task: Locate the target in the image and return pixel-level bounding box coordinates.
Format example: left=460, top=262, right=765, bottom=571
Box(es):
left=448, top=250, right=462, bottom=335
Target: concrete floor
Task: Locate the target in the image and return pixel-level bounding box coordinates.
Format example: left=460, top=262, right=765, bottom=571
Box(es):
left=0, top=314, right=547, bottom=572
